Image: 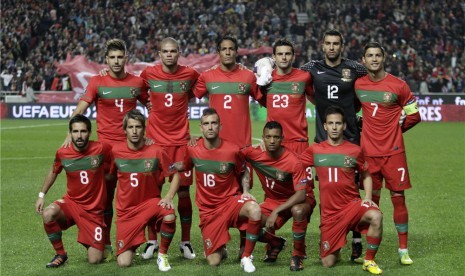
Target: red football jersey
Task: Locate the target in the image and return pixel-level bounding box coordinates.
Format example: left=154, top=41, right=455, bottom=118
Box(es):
left=111, top=143, right=176, bottom=214
left=242, top=146, right=311, bottom=201
left=53, top=141, right=111, bottom=212
left=184, top=139, right=245, bottom=215
left=266, top=68, right=313, bottom=142
left=81, top=74, right=148, bottom=143
left=193, top=66, right=261, bottom=147
left=140, top=64, right=199, bottom=145
left=301, top=141, right=367, bottom=220
left=355, top=73, right=417, bottom=156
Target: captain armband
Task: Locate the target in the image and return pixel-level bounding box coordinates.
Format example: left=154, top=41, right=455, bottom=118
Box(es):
left=403, top=99, right=418, bottom=115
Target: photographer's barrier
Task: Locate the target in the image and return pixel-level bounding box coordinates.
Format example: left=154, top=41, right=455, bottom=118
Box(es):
left=1, top=94, right=464, bottom=122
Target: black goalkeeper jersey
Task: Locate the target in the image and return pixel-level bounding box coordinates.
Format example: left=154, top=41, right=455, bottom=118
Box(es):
left=300, top=59, right=367, bottom=145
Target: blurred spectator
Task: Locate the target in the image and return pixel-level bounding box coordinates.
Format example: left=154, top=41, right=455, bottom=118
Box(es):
left=1, top=0, right=464, bottom=93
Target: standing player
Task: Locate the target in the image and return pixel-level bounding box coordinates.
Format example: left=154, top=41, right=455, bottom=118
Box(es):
left=263, top=38, right=313, bottom=155
left=63, top=38, right=149, bottom=259
left=181, top=108, right=262, bottom=273
left=300, top=29, right=367, bottom=260
left=242, top=121, right=316, bottom=271
left=301, top=106, right=383, bottom=275
left=139, top=37, right=199, bottom=260
left=193, top=34, right=261, bottom=149
left=110, top=110, right=179, bottom=271
left=300, top=29, right=366, bottom=145
left=35, top=115, right=111, bottom=268
left=355, top=42, right=421, bottom=265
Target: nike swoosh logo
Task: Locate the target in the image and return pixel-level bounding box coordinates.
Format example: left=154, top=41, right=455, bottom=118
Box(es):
left=120, top=164, right=128, bottom=167
left=65, top=163, right=74, bottom=167
left=318, top=159, right=327, bottom=162
left=153, top=84, right=163, bottom=88
left=360, top=95, right=367, bottom=97
left=195, top=163, right=205, bottom=167
left=102, top=91, right=112, bottom=95
left=317, top=71, right=325, bottom=74
left=211, top=86, right=220, bottom=90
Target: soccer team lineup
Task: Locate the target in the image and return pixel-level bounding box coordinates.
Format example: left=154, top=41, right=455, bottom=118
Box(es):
left=34, top=32, right=421, bottom=274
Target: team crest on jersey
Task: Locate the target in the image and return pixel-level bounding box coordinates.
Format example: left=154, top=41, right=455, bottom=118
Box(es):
left=291, top=82, right=300, bottom=94
left=344, top=156, right=354, bottom=167
left=118, top=240, right=124, bottom=249
left=322, top=241, right=330, bottom=252
left=238, top=83, right=247, bottom=94
left=383, top=92, right=393, bottom=103
left=276, top=171, right=285, bottom=181
left=219, top=163, right=229, bottom=173
left=341, top=69, right=352, bottom=82
left=205, top=239, right=212, bottom=249
left=179, top=81, right=188, bottom=92
left=144, top=160, right=153, bottom=171
left=90, top=156, right=100, bottom=168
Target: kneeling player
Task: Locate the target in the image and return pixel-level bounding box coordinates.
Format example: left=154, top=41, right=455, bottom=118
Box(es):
left=242, top=121, right=316, bottom=271
left=111, top=110, right=179, bottom=271
left=35, top=115, right=112, bottom=268
left=180, top=108, right=262, bottom=273
left=301, top=106, right=383, bottom=275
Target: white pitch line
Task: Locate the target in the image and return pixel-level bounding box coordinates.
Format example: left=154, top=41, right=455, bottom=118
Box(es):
left=1, top=156, right=53, bottom=160
left=1, top=123, right=67, bottom=130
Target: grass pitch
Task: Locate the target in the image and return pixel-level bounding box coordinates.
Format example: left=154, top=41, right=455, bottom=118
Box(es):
left=1, top=119, right=464, bottom=275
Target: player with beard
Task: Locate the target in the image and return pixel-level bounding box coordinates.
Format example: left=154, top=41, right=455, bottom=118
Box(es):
left=62, top=39, right=150, bottom=260
left=36, top=115, right=112, bottom=268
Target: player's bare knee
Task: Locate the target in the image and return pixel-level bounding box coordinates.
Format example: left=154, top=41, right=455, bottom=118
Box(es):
left=370, top=211, right=383, bottom=228
left=88, top=255, right=103, bottom=264
left=163, top=213, right=176, bottom=222
left=206, top=254, right=221, bottom=266
left=117, top=256, right=132, bottom=267
left=42, top=204, right=59, bottom=223
left=321, top=257, right=336, bottom=268
left=291, top=205, right=306, bottom=220
left=245, top=202, right=261, bottom=220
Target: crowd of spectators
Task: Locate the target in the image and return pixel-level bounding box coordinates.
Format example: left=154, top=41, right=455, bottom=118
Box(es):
left=1, top=0, right=464, bottom=94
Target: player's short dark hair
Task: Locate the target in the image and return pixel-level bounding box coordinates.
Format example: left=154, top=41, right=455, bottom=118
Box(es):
left=324, top=105, right=346, bottom=123
left=123, top=109, right=145, bottom=130
left=263, top=121, right=283, bottom=135
left=69, top=114, right=91, bottom=132
left=105, top=38, right=127, bottom=56
left=273, top=38, right=295, bottom=55
left=160, top=37, right=180, bottom=50
left=216, top=35, right=238, bottom=52
left=323, top=29, right=345, bottom=45
left=201, top=108, right=220, bottom=123
left=363, top=41, right=385, bottom=57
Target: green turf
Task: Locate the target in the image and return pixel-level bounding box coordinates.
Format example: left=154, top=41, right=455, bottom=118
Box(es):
left=1, top=119, right=464, bottom=275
